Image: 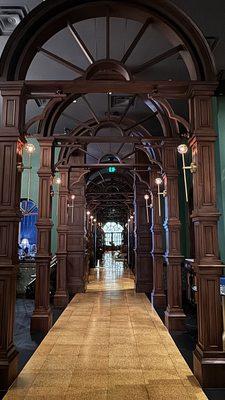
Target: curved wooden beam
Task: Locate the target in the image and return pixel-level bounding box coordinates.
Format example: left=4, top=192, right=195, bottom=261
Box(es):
left=0, top=0, right=216, bottom=81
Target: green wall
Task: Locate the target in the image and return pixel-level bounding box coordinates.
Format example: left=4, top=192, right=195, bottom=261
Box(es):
left=214, top=97, right=225, bottom=263
left=21, top=138, right=59, bottom=255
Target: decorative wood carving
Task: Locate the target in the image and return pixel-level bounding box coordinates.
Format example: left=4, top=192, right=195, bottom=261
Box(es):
left=162, top=141, right=186, bottom=331
left=30, top=139, right=53, bottom=334
left=54, top=166, right=69, bottom=308
left=150, top=166, right=166, bottom=308
left=189, top=91, right=225, bottom=388
left=0, top=85, right=25, bottom=390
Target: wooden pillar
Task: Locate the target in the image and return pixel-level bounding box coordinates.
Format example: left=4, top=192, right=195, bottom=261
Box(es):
left=163, top=141, right=186, bottom=331
left=128, top=217, right=135, bottom=270
left=0, top=84, right=25, bottom=389
left=30, top=139, right=53, bottom=333
left=150, top=167, right=166, bottom=308
left=54, top=167, right=69, bottom=308
left=189, top=90, right=225, bottom=387
left=67, top=152, right=87, bottom=294
left=134, top=177, right=153, bottom=293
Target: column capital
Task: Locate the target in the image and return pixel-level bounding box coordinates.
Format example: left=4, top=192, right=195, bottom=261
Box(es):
left=37, top=137, right=55, bottom=146
left=187, top=82, right=218, bottom=98
left=0, top=81, right=26, bottom=96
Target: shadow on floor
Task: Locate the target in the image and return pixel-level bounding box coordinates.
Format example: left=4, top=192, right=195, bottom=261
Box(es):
left=0, top=299, right=63, bottom=400
left=151, top=299, right=225, bottom=400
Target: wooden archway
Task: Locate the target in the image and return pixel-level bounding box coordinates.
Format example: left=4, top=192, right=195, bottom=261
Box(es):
left=0, top=0, right=224, bottom=392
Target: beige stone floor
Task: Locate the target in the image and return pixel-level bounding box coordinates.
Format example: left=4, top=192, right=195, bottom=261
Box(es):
left=4, top=252, right=208, bottom=399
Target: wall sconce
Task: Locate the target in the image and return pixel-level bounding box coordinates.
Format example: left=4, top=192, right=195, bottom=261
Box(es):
left=68, top=194, right=75, bottom=223
left=177, top=144, right=197, bottom=202
left=155, top=178, right=166, bottom=217
left=144, top=194, right=153, bottom=224
left=53, top=176, right=61, bottom=213
left=86, top=210, right=91, bottom=229
left=24, top=143, right=36, bottom=204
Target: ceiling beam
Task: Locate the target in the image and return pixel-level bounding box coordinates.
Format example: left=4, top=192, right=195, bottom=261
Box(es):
left=106, top=14, right=110, bottom=59
left=67, top=22, right=95, bottom=64
left=124, top=112, right=158, bottom=132
left=81, top=95, right=100, bottom=124
left=53, top=135, right=166, bottom=143
left=132, top=45, right=184, bottom=74
left=121, top=18, right=151, bottom=64
left=38, top=48, right=85, bottom=75
left=70, top=163, right=151, bottom=169
left=14, top=80, right=216, bottom=99
left=118, top=94, right=136, bottom=124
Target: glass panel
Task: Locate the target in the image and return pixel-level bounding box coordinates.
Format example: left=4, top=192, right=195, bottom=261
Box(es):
left=103, top=222, right=123, bottom=246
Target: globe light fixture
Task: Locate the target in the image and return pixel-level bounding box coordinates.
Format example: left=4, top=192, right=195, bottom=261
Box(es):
left=177, top=144, right=188, bottom=155
left=54, top=177, right=61, bottom=185
left=144, top=193, right=153, bottom=223
left=177, top=144, right=197, bottom=202
left=25, top=143, right=36, bottom=154
left=24, top=142, right=36, bottom=205
left=67, top=194, right=75, bottom=222
left=155, top=177, right=166, bottom=217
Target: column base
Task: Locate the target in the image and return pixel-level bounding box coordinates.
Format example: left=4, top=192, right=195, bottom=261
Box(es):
left=54, top=291, right=69, bottom=308
left=0, top=346, right=18, bottom=390
left=193, top=347, right=225, bottom=388
left=136, top=281, right=153, bottom=293
left=30, top=309, right=52, bottom=334
left=165, top=309, right=186, bottom=331
left=151, top=292, right=167, bottom=309
left=67, top=279, right=87, bottom=295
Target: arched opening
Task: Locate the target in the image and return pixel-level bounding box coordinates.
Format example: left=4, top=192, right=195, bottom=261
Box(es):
left=103, top=221, right=124, bottom=248
left=0, top=0, right=224, bottom=396
left=19, top=199, right=38, bottom=259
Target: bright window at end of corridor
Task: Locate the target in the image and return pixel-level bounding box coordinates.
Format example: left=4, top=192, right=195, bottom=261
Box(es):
left=103, top=222, right=124, bottom=247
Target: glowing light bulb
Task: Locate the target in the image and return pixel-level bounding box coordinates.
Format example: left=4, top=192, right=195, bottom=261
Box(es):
left=177, top=144, right=188, bottom=155
left=87, top=211, right=90, bottom=216
left=25, top=143, right=35, bottom=154
left=93, top=218, right=96, bottom=222
left=155, top=178, right=163, bottom=186
left=55, top=177, right=61, bottom=185
left=144, top=194, right=149, bottom=200
left=90, top=215, right=94, bottom=220
left=130, top=215, right=134, bottom=219
left=71, top=195, right=75, bottom=200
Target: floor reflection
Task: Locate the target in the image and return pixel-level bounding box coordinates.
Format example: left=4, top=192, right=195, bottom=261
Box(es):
left=88, top=251, right=134, bottom=292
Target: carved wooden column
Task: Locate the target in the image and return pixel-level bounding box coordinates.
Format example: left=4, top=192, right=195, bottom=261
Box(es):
left=30, top=139, right=53, bottom=333
left=163, top=141, right=186, bottom=331
left=150, top=167, right=166, bottom=308
left=189, top=89, right=225, bottom=387
left=0, top=84, right=25, bottom=389
left=54, top=166, right=69, bottom=308
left=67, top=151, right=87, bottom=294
left=134, top=176, right=153, bottom=293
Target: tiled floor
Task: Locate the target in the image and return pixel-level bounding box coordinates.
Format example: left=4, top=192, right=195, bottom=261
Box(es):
left=4, top=252, right=207, bottom=399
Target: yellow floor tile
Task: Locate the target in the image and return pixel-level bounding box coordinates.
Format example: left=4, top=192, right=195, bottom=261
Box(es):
left=4, top=252, right=207, bottom=400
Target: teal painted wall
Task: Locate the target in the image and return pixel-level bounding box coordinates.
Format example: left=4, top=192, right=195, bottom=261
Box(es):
left=214, top=97, right=225, bottom=263
left=21, top=139, right=59, bottom=255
